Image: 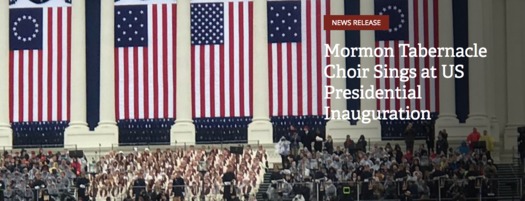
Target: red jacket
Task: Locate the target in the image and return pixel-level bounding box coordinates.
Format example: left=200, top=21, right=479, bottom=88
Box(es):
left=71, top=161, right=81, bottom=175
left=467, top=132, right=481, bottom=149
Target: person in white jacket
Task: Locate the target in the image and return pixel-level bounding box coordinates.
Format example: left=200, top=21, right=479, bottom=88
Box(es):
left=276, top=137, right=291, bottom=169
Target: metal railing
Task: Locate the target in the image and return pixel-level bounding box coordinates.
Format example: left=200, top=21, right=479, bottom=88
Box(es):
left=2, top=186, right=78, bottom=201
left=258, top=177, right=522, bottom=201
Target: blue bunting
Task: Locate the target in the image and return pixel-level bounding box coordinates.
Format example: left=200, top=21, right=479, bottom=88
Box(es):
left=117, top=118, right=174, bottom=146
left=12, top=121, right=68, bottom=148
left=194, top=117, right=251, bottom=144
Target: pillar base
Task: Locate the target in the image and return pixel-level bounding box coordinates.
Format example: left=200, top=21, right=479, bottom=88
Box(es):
left=466, top=114, right=490, bottom=126
left=332, top=120, right=381, bottom=142
left=83, top=122, right=119, bottom=148
left=435, top=113, right=460, bottom=125
left=0, top=126, right=13, bottom=150
left=171, top=119, right=196, bottom=145
left=248, top=119, right=273, bottom=145
left=66, top=121, right=89, bottom=132
left=503, top=125, right=522, bottom=151
left=326, top=119, right=352, bottom=139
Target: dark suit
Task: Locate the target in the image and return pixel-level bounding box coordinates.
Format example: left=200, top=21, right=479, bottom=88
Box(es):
left=172, top=177, right=185, bottom=198
left=222, top=172, right=236, bottom=201
left=133, top=178, right=146, bottom=201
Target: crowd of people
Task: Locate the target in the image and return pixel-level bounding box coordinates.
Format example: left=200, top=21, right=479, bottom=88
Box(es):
left=0, top=148, right=89, bottom=201
left=87, top=145, right=267, bottom=201
left=0, top=124, right=502, bottom=201
left=0, top=145, right=268, bottom=201
left=271, top=126, right=498, bottom=201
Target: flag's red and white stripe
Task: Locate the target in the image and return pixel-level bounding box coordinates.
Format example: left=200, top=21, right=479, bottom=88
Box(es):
left=115, top=3, right=177, bottom=120
left=191, top=0, right=253, bottom=118
left=9, top=6, right=71, bottom=123
left=269, top=0, right=331, bottom=116
left=376, top=0, right=439, bottom=112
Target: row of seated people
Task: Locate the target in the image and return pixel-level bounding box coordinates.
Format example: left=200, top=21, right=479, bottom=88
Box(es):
left=267, top=141, right=498, bottom=201
left=380, top=117, right=437, bottom=140
left=11, top=121, right=68, bottom=148
left=118, top=119, right=174, bottom=145
left=271, top=116, right=326, bottom=143
left=87, top=145, right=268, bottom=201
left=0, top=149, right=89, bottom=201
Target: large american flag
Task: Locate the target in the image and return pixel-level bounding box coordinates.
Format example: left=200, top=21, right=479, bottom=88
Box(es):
left=375, top=0, right=439, bottom=112
left=191, top=0, right=253, bottom=118
left=114, top=0, right=177, bottom=120
left=9, top=1, right=71, bottom=122
left=268, top=0, right=330, bottom=116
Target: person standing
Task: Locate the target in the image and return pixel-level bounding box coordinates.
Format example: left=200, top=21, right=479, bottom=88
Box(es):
left=276, top=137, right=291, bottom=169
left=435, top=131, right=449, bottom=156
left=314, top=129, right=324, bottom=153
left=425, top=123, right=435, bottom=153
left=172, top=172, right=185, bottom=201
left=404, top=123, right=415, bottom=152
left=324, top=135, right=334, bottom=154
left=76, top=172, right=90, bottom=201
left=467, top=128, right=481, bottom=151
left=357, top=135, right=367, bottom=152
left=133, top=173, right=146, bottom=201
left=290, top=129, right=302, bottom=157
left=301, top=126, right=314, bottom=152
left=480, top=130, right=494, bottom=159
left=222, top=166, right=237, bottom=201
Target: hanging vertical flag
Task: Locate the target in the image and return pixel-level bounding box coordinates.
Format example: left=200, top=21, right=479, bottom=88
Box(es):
left=374, top=0, right=440, bottom=113
left=191, top=0, right=253, bottom=118
left=9, top=0, right=72, bottom=123
left=114, top=0, right=177, bottom=120
left=268, top=0, right=331, bottom=117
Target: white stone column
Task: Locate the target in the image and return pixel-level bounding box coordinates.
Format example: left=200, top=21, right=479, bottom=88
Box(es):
left=482, top=0, right=500, bottom=140
left=93, top=0, right=119, bottom=147
left=0, top=0, right=13, bottom=149
left=65, top=0, right=89, bottom=136
left=466, top=0, right=489, bottom=126
left=503, top=0, right=525, bottom=150
left=325, top=0, right=352, bottom=139
left=435, top=0, right=458, bottom=125
left=351, top=0, right=381, bottom=141
left=171, top=0, right=196, bottom=145
left=248, top=0, right=273, bottom=145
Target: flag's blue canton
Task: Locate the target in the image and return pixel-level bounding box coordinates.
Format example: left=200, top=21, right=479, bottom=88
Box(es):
left=191, top=3, right=224, bottom=45
left=375, top=0, right=409, bottom=41
left=267, top=1, right=301, bottom=43
left=10, top=8, right=43, bottom=51
left=115, top=5, right=148, bottom=47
